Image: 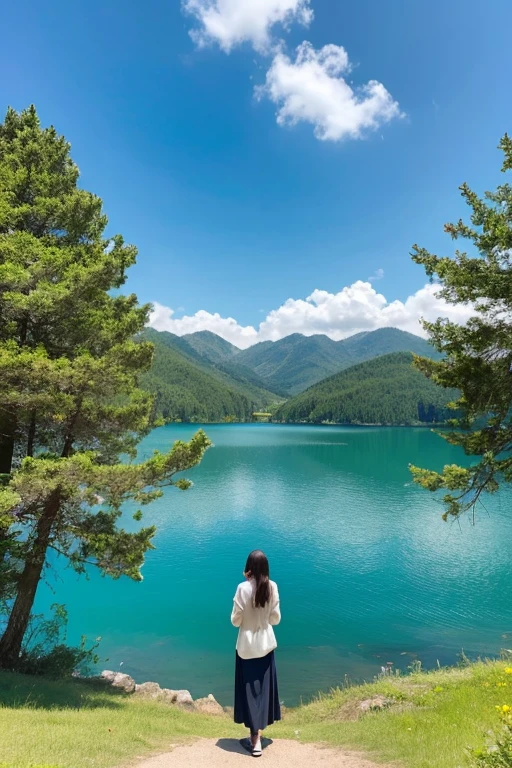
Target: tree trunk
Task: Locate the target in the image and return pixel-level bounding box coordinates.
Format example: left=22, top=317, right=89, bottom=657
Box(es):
left=0, top=490, right=60, bottom=668
left=26, top=412, right=36, bottom=457
left=0, top=410, right=16, bottom=476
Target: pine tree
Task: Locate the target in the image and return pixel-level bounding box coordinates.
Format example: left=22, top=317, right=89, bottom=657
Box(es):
left=410, top=135, right=512, bottom=519
left=0, top=107, right=211, bottom=666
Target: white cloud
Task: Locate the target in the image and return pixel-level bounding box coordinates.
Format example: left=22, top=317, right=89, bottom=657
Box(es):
left=148, top=281, right=475, bottom=350
left=149, top=303, right=258, bottom=347
left=368, top=268, right=384, bottom=281
left=257, top=41, right=403, bottom=141
left=183, top=0, right=313, bottom=53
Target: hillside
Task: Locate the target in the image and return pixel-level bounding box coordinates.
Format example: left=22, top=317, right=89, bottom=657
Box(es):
left=140, top=329, right=282, bottom=419
left=234, top=328, right=438, bottom=395
left=182, top=330, right=239, bottom=363
left=274, top=352, right=456, bottom=425
left=342, top=327, right=438, bottom=363
left=235, top=334, right=351, bottom=394
left=140, top=333, right=255, bottom=422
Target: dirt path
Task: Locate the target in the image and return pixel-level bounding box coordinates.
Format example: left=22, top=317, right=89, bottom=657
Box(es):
left=135, top=738, right=385, bottom=767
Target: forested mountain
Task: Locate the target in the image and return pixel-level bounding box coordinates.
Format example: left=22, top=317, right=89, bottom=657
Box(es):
left=274, top=352, right=457, bottom=425
left=182, top=330, right=239, bottom=363
left=139, top=329, right=282, bottom=421
left=234, top=334, right=351, bottom=394
left=214, top=358, right=289, bottom=399
left=234, top=327, right=438, bottom=394
left=147, top=329, right=282, bottom=403
left=341, top=327, right=438, bottom=362
left=140, top=334, right=254, bottom=422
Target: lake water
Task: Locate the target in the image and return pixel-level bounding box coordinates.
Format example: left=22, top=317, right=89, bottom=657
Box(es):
left=37, top=424, right=512, bottom=706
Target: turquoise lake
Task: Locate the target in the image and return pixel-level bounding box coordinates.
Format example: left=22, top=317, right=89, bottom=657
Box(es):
left=37, top=424, right=512, bottom=706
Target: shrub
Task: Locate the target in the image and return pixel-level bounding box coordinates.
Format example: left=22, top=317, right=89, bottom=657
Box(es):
left=16, top=603, right=100, bottom=678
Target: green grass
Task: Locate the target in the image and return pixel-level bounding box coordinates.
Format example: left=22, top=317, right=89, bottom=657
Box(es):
left=0, top=671, right=241, bottom=768
left=276, top=661, right=512, bottom=768
left=1, top=661, right=511, bottom=768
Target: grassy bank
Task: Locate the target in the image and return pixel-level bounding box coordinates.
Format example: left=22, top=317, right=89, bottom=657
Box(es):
left=1, top=660, right=511, bottom=768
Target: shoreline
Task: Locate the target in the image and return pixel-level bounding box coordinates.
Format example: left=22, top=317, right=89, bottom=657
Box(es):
left=162, top=420, right=447, bottom=428
left=94, top=670, right=228, bottom=715
left=89, top=643, right=504, bottom=709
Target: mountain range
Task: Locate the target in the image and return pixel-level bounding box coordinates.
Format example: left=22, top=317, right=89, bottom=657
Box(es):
left=234, top=327, right=438, bottom=394
left=139, top=326, right=446, bottom=424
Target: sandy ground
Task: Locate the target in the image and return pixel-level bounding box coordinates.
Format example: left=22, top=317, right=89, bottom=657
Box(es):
left=134, top=738, right=384, bottom=767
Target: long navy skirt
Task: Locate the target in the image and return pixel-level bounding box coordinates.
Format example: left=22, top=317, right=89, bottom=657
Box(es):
left=234, top=651, right=281, bottom=733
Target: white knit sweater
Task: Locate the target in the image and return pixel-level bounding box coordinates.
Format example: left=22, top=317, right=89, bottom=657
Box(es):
left=231, top=579, right=281, bottom=660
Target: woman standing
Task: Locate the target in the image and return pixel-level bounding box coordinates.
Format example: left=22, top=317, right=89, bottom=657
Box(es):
left=231, top=550, right=281, bottom=757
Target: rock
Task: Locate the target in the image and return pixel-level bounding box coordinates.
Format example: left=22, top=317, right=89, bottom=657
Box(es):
left=175, top=689, right=194, bottom=707
left=193, top=693, right=224, bottom=716
left=99, top=669, right=136, bottom=693
left=134, top=682, right=162, bottom=699
left=111, top=672, right=136, bottom=693
left=160, top=688, right=178, bottom=704
left=133, top=684, right=183, bottom=705
left=358, top=696, right=394, bottom=713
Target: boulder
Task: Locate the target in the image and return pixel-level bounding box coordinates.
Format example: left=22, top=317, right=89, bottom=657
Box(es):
left=193, top=694, right=224, bottom=716
left=100, top=670, right=116, bottom=682
left=358, top=696, right=394, bottom=713
left=133, top=684, right=184, bottom=705
left=175, top=689, right=194, bottom=707
left=160, top=688, right=179, bottom=704
left=111, top=672, right=136, bottom=693
left=134, top=682, right=162, bottom=699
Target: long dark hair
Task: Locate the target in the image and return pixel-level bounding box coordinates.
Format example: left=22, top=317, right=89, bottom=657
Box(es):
left=245, top=550, right=271, bottom=608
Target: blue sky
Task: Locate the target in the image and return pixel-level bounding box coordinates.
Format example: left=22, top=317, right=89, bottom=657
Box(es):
left=2, top=0, right=511, bottom=347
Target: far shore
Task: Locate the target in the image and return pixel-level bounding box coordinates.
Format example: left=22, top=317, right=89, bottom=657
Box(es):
left=162, top=420, right=449, bottom=428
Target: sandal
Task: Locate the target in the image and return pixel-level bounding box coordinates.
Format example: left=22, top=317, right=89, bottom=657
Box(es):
left=252, top=739, right=262, bottom=757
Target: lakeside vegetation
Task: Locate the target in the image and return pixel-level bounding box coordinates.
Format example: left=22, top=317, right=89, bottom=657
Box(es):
left=0, top=106, right=211, bottom=669
left=1, top=660, right=511, bottom=768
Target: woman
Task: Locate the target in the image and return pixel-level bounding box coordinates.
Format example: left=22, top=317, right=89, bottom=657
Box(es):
left=231, top=550, right=281, bottom=757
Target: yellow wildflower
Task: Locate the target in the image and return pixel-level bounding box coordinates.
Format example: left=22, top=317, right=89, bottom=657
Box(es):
left=505, top=668, right=512, bottom=675
left=497, top=704, right=512, bottom=714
